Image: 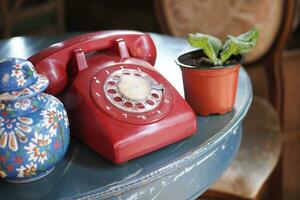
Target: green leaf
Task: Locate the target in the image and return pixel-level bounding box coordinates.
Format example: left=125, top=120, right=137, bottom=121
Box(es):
left=220, top=27, right=259, bottom=63
left=188, top=33, right=222, bottom=65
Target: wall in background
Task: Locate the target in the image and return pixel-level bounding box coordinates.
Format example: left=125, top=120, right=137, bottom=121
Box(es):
left=65, top=0, right=161, bottom=33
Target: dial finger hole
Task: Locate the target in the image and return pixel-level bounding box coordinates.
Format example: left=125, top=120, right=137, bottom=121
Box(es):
left=107, top=89, right=117, bottom=94
left=124, top=102, right=133, bottom=108
left=113, top=75, right=121, bottom=79
left=146, top=99, right=155, bottom=106
left=151, top=93, right=159, bottom=98
left=108, top=81, right=116, bottom=86
left=114, top=96, right=122, bottom=102
left=123, top=71, right=131, bottom=75
left=136, top=103, right=145, bottom=109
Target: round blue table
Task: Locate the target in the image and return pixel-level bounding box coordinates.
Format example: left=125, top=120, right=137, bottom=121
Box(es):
left=0, top=33, right=252, bottom=200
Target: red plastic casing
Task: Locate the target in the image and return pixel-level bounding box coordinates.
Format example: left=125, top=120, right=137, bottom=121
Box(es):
left=29, top=30, right=196, bottom=163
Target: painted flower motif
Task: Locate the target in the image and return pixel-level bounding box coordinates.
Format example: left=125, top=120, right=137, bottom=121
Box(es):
left=50, top=98, right=69, bottom=129
left=41, top=105, right=64, bottom=137
left=16, top=77, right=26, bottom=86
left=54, top=140, right=60, bottom=150
left=0, top=117, right=33, bottom=151
left=37, top=94, right=46, bottom=101
left=26, top=63, right=38, bottom=79
left=9, top=88, right=33, bottom=100
left=30, top=76, right=47, bottom=93
left=6, top=164, right=13, bottom=172
left=0, top=92, right=13, bottom=101
left=0, top=103, right=5, bottom=110
left=24, top=132, right=52, bottom=164
left=0, top=155, right=6, bottom=162
left=14, top=156, right=23, bottom=164
left=9, top=91, right=21, bottom=99
left=2, top=74, right=9, bottom=83
left=13, top=64, right=22, bottom=69
left=63, top=109, right=69, bottom=128
left=14, top=99, right=31, bottom=110
left=16, top=162, right=37, bottom=178
left=30, top=84, right=42, bottom=93
left=21, top=88, right=33, bottom=96
left=11, top=69, right=23, bottom=79
left=0, top=170, right=7, bottom=178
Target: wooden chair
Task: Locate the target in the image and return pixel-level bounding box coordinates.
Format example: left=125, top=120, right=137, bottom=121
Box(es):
left=0, top=0, right=65, bottom=38
left=155, top=0, right=296, bottom=199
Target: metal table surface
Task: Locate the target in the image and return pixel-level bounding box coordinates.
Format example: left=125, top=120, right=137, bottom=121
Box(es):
left=0, top=33, right=252, bottom=200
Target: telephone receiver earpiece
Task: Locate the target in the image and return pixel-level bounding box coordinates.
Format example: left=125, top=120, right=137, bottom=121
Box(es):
left=28, top=31, right=156, bottom=95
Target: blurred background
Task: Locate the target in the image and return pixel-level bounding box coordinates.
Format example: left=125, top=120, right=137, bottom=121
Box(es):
left=0, top=0, right=160, bottom=37
left=1, top=0, right=300, bottom=199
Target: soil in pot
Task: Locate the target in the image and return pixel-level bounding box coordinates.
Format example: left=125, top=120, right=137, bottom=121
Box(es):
left=178, top=49, right=242, bottom=68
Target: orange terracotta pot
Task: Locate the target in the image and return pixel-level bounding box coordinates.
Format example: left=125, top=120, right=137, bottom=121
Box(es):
left=176, top=50, right=241, bottom=115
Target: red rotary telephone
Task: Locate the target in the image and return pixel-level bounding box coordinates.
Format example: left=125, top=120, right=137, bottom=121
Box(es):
left=29, top=30, right=196, bottom=163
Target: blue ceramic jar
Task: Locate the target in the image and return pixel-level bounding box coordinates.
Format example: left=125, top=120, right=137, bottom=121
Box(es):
left=0, top=58, right=70, bottom=183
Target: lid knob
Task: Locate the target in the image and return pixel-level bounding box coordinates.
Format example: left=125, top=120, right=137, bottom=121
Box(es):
left=0, top=58, right=49, bottom=101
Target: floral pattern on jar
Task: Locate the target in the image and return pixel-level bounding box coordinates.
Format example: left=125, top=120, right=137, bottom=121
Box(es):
left=0, top=58, right=70, bottom=183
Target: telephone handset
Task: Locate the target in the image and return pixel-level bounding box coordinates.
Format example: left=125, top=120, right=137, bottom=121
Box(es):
left=29, top=30, right=157, bottom=95
left=29, top=30, right=196, bottom=163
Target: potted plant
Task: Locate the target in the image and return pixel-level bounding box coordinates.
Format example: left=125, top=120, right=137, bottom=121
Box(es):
left=176, top=27, right=258, bottom=115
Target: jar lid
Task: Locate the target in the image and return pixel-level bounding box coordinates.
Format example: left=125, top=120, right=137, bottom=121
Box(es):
left=0, top=58, right=49, bottom=101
